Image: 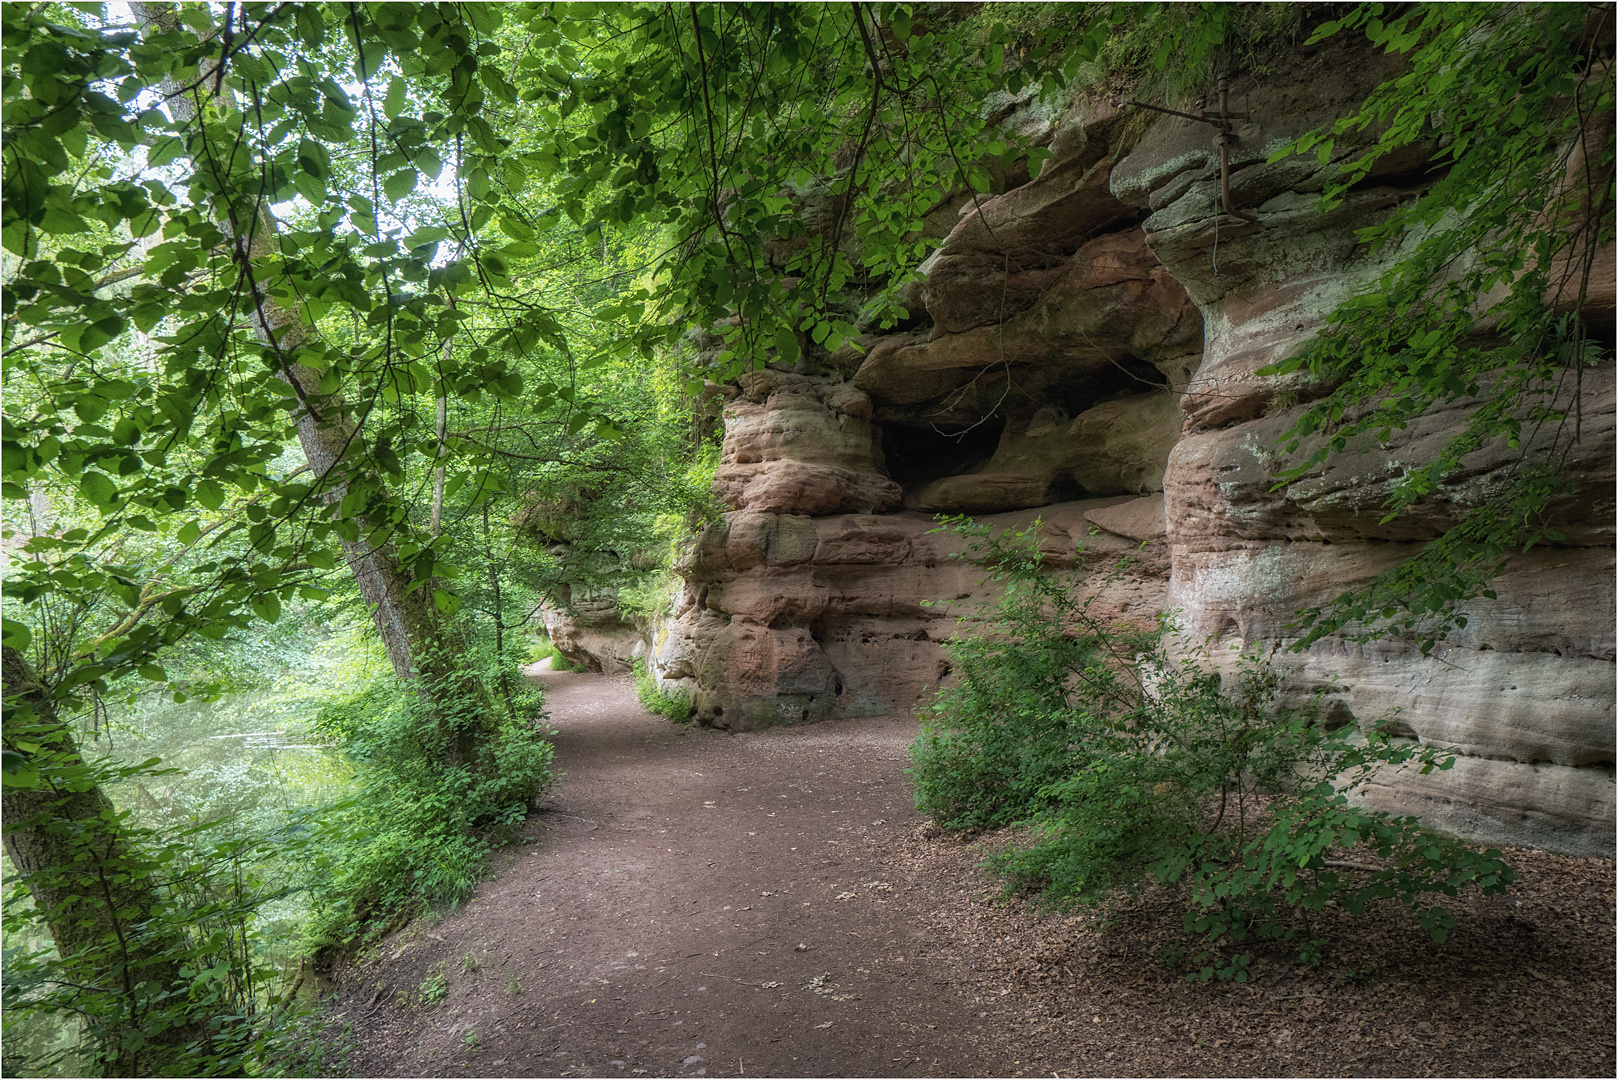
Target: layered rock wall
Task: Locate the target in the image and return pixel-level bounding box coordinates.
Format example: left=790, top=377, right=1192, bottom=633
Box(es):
left=614, top=36, right=1614, bottom=854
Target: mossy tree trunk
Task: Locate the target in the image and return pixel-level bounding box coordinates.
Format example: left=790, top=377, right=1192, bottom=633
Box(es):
left=1, top=646, right=202, bottom=1076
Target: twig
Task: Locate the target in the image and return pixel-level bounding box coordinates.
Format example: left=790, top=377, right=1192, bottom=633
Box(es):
left=1321, top=859, right=1383, bottom=872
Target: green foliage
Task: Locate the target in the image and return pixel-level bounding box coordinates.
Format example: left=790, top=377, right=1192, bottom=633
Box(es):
left=617, top=566, right=682, bottom=623
left=532, top=638, right=586, bottom=674
left=980, top=2, right=1305, bottom=107
left=4, top=607, right=309, bottom=1076
left=1262, top=3, right=1613, bottom=652
left=1, top=609, right=545, bottom=1076
left=528, top=3, right=1077, bottom=385
left=262, top=1013, right=355, bottom=1078
left=416, top=962, right=448, bottom=1007
left=910, top=518, right=1516, bottom=979
left=2, top=748, right=318, bottom=1077
left=299, top=644, right=553, bottom=950
left=1, top=0, right=1588, bottom=1057
left=631, top=656, right=693, bottom=724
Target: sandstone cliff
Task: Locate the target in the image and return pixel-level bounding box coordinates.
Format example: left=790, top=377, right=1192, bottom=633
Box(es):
left=555, top=35, right=1616, bottom=856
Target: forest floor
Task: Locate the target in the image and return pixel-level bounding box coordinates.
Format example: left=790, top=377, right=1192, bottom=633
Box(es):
left=332, top=666, right=1616, bottom=1078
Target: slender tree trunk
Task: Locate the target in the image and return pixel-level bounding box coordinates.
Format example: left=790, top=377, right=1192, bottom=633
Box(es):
left=482, top=504, right=516, bottom=721
left=430, top=391, right=448, bottom=538
left=131, top=1, right=457, bottom=689
left=430, top=298, right=456, bottom=538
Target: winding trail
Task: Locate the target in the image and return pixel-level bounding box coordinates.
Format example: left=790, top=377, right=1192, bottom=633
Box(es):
left=338, top=666, right=1616, bottom=1079
left=344, top=665, right=1001, bottom=1077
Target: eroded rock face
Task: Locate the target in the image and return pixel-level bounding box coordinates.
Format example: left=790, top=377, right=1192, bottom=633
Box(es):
left=1120, top=47, right=1613, bottom=854
left=654, top=503, right=1169, bottom=730
left=1157, top=370, right=1617, bottom=853
left=711, top=371, right=901, bottom=516
left=640, top=37, right=1615, bottom=855
left=541, top=591, right=642, bottom=673
left=855, top=227, right=1203, bottom=430
left=922, top=151, right=1138, bottom=335
left=906, top=391, right=1182, bottom=513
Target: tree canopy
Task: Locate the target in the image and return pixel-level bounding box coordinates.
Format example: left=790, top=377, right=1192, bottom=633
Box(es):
left=1, top=1, right=1610, bottom=1074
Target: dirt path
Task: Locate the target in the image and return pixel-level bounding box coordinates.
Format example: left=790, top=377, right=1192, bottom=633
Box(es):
left=337, top=667, right=1616, bottom=1079
left=340, top=666, right=1002, bottom=1077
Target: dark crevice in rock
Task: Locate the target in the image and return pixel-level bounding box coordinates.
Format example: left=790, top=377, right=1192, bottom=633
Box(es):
left=1344, top=160, right=1450, bottom=198
left=881, top=417, right=1006, bottom=491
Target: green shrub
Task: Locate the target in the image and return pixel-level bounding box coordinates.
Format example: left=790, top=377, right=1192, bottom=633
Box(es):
left=416, top=962, right=448, bottom=1007
left=631, top=657, right=693, bottom=723
left=0, top=751, right=320, bottom=1077
left=617, top=567, right=682, bottom=623
left=297, top=646, right=554, bottom=952
left=532, top=638, right=587, bottom=673
left=911, top=516, right=1516, bottom=981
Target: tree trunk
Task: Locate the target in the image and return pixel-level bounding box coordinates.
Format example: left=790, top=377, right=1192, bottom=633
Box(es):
left=131, top=1, right=458, bottom=690
left=2, top=646, right=200, bottom=1076
left=129, top=6, right=497, bottom=765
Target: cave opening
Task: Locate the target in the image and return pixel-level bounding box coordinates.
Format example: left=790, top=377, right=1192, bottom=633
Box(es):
left=879, top=415, right=1006, bottom=490
left=1048, top=353, right=1171, bottom=414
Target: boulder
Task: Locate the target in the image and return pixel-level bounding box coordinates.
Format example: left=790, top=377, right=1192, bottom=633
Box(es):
left=695, top=621, right=842, bottom=729
left=1064, top=391, right=1183, bottom=496
left=541, top=592, right=642, bottom=673
left=1086, top=495, right=1168, bottom=544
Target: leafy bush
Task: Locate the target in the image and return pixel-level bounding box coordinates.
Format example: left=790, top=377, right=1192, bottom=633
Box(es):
left=911, top=517, right=1516, bottom=980
left=297, top=643, right=554, bottom=952
left=617, top=567, right=682, bottom=623
left=417, top=962, right=448, bottom=1007
left=631, top=657, right=694, bottom=723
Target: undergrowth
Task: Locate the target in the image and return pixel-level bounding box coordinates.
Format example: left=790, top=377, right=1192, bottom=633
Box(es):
left=966, top=2, right=1309, bottom=107
left=2, top=616, right=552, bottom=1075
left=631, top=656, right=694, bottom=723
left=910, top=516, right=1515, bottom=982
left=298, top=642, right=554, bottom=954
left=532, top=638, right=588, bottom=673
